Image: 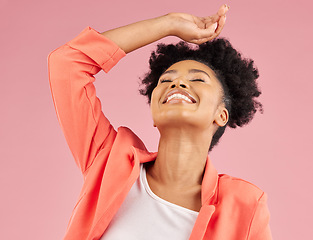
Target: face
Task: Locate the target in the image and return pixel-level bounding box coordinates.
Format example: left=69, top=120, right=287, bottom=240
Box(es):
left=151, top=60, right=228, bottom=133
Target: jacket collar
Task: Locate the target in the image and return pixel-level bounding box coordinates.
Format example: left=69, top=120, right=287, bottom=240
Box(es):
left=131, top=146, right=218, bottom=205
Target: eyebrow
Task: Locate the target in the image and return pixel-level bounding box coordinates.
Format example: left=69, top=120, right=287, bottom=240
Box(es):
left=189, top=69, right=211, bottom=78
left=160, top=69, right=211, bottom=78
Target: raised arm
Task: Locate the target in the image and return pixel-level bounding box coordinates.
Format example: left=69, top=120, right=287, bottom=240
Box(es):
left=47, top=27, right=125, bottom=175
left=47, top=5, right=229, bottom=176
left=101, top=4, right=229, bottom=53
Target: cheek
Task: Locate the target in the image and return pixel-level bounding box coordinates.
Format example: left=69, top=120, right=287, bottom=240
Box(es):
left=150, top=85, right=164, bottom=104
left=150, top=89, right=158, bottom=106
left=198, top=90, right=221, bottom=113
left=150, top=88, right=161, bottom=115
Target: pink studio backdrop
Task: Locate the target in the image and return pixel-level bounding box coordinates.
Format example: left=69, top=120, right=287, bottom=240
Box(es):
left=1, top=0, right=312, bottom=239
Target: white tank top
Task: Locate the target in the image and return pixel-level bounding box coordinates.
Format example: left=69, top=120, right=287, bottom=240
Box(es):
left=100, top=163, right=199, bottom=240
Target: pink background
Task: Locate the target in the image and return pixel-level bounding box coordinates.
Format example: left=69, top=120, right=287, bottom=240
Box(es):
left=1, top=0, right=312, bottom=239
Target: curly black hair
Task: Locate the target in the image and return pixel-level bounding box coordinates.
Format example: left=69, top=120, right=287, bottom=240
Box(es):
left=139, top=38, right=263, bottom=151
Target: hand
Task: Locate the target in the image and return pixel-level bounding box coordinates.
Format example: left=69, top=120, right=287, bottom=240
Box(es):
left=167, top=4, right=230, bottom=44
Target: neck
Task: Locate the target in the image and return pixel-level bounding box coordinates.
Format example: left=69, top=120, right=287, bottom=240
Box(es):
left=146, top=127, right=213, bottom=190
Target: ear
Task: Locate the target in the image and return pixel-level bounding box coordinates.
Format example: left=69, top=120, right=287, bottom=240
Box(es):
left=214, top=106, right=229, bottom=127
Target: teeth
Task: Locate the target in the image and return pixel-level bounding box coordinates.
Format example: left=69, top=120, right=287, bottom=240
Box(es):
left=166, top=93, right=192, bottom=103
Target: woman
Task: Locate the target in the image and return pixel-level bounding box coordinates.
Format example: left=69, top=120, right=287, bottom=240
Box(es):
left=48, top=4, right=272, bottom=240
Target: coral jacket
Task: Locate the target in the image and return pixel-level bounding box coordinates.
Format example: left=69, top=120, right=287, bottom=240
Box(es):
left=47, top=26, right=272, bottom=240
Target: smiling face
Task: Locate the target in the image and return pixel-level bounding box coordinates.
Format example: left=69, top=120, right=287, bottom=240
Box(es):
left=151, top=60, right=229, bottom=133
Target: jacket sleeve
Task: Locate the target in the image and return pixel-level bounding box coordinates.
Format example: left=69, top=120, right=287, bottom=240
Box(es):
left=47, top=26, right=126, bottom=175
left=247, top=192, right=273, bottom=240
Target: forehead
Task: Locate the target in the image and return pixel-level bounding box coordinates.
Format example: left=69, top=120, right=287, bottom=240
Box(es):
left=165, top=60, right=216, bottom=76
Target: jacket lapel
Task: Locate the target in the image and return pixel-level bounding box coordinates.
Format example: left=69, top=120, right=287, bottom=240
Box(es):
left=201, top=155, right=219, bottom=205
left=189, top=155, right=218, bottom=239
left=189, top=205, right=216, bottom=240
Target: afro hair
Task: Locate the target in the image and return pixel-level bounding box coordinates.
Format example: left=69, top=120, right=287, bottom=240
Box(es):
left=139, top=38, right=263, bottom=151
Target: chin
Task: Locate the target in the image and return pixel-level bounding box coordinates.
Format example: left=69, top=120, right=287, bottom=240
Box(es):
left=155, top=117, right=206, bottom=130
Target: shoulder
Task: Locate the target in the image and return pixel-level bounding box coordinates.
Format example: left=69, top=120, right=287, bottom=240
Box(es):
left=115, top=126, right=148, bottom=151
left=211, top=174, right=272, bottom=239
left=217, top=173, right=265, bottom=206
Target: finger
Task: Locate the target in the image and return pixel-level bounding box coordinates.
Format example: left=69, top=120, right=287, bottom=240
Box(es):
left=207, top=22, right=218, bottom=32
left=197, top=22, right=217, bottom=39
left=217, top=4, right=230, bottom=16
left=203, top=14, right=219, bottom=24
left=202, top=4, right=229, bottom=27
left=202, top=15, right=226, bottom=41
left=193, top=37, right=212, bottom=45
left=191, top=38, right=211, bottom=45
left=214, top=15, right=226, bottom=37
left=194, top=31, right=221, bottom=44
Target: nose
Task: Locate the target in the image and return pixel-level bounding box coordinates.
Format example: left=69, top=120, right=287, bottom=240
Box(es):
left=170, top=78, right=189, bottom=89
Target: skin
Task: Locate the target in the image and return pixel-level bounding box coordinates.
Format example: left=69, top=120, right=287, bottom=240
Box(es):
left=101, top=5, right=229, bottom=52
left=146, top=60, right=229, bottom=212
left=100, top=4, right=230, bottom=211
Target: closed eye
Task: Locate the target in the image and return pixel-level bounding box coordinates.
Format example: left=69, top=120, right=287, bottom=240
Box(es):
left=160, top=79, right=172, bottom=83
left=190, top=79, right=205, bottom=82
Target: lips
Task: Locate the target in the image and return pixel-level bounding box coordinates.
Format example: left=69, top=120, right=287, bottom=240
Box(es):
left=162, top=89, right=196, bottom=104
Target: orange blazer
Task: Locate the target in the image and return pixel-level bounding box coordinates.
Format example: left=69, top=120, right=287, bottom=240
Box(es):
left=48, top=26, right=272, bottom=240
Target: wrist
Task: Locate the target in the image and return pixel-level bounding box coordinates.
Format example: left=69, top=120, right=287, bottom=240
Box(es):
left=155, top=14, right=176, bottom=37
left=162, top=13, right=185, bottom=38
